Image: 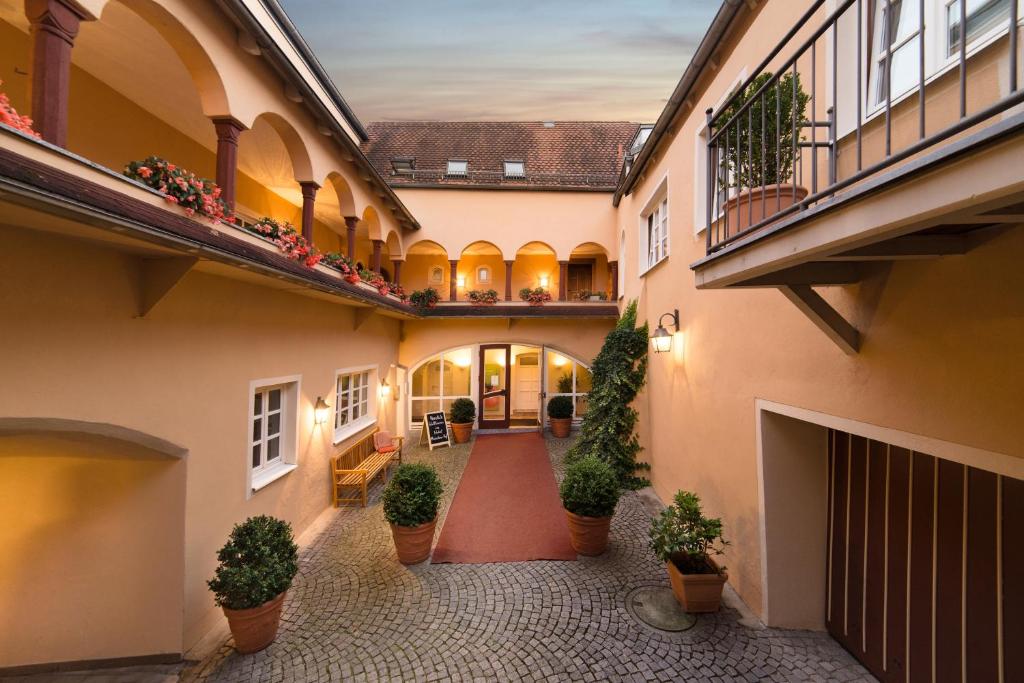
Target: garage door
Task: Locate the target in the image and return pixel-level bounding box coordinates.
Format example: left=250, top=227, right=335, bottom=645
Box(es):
left=825, top=429, right=1023, bottom=683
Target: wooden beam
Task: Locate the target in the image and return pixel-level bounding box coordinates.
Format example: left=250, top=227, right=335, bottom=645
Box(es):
left=137, top=256, right=197, bottom=317
left=828, top=234, right=969, bottom=260
left=778, top=285, right=860, bottom=355
left=353, top=307, right=377, bottom=331
left=737, top=262, right=863, bottom=287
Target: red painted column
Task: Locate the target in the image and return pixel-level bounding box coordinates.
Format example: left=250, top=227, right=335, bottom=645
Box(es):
left=504, top=260, right=514, bottom=301
left=25, top=0, right=92, bottom=147
left=371, top=239, right=384, bottom=273
left=449, top=259, right=458, bottom=302
left=558, top=260, right=569, bottom=301
left=391, top=259, right=403, bottom=285
left=344, top=216, right=358, bottom=259
left=299, top=181, right=319, bottom=243
left=609, top=260, right=619, bottom=300
left=212, top=117, right=246, bottom=211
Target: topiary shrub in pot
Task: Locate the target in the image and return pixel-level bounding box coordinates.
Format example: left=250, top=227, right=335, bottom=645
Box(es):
left=207, top=515, right=298, bottom=653
left=649, top=491, right=729, bottom=612
left=559, top=456, right=621, bottom=555
left=449, top=397, right=476, bottom=443
left=383, top=463, right=444, bottom=564
left=546, top=394, right=574, bottom=438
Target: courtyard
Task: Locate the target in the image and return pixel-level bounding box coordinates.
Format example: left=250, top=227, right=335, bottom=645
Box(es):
left=177, top=436, right=870, bottom=683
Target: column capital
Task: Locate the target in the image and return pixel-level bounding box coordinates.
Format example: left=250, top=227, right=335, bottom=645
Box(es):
left=504, top=259, right=515, bottom=266
left=26, top=0, right=91, bottom=45
left=211, top=116, right=247, bottom=143
left=299, top=180, right=320, bottom=198
left=343, top=215, right=359, bottom=228
left=558, top=259, right=570, bottom=265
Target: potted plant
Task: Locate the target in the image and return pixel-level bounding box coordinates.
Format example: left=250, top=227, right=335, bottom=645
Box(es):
left=547, top=395, right=574, bottom=438
left=559, top=456, right=621, bottom=555
left=717, top=71, right=809, bottom=237
left=519, top=287, right=552, bottom=306
left=124, top=156, right=232, bottom=224
left=450, top=397, right=475, bottom=443
left=410, top=287, right=440, bottom=310
left=648, top=491, right=729, bottom=613
left=467, top=288, right=499, bottom=305
left=207, top=515, right=298, bottom=653
left=382, top=463, right=444, bottom=564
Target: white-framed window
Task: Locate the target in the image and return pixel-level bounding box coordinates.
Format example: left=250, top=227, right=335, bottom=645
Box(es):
left=446, top=159, right=468, bottom=177
left=410, top=348, right=473, bottom=425
left=503, top=160, right=525, bottom=178
left=694, top=69, right=747, bottom=235
left=544, top=351, right=593, bottom=422
left=247, top=376, right=300, bottom=495
left=334, top=365, right=378, bottom=443
left=476, top=265, right=492, bottom=285
left=638, top=176, right=670, bottom=275
left=428, top=265, right=445, bottom=285
left=617, top=229, right=626, bottom=298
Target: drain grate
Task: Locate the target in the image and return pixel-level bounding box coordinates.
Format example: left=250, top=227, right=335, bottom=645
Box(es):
left=625, top=586, right=697, bottom=632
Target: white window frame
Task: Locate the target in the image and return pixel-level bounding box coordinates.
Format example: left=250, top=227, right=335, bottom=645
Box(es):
left=617, top=229, right=626, bottom=299
left=476, top=265, right=492, bottom=285
left=333, top=364, right=378, bottom=444
left=408, top=348, right=474, bottom=428
left=247, top=375, right=300, bottom=496
left=638, top=173, right=670, bottom=276
left=543, top=350, right=593, bottom=424
left=503, top=160, right=526, bottom=178
left=694, top=69, right=748, bottom=236
left=446, top=159, right=468, bottom=177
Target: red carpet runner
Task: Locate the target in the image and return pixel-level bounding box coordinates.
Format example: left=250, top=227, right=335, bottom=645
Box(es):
left=431, top=432, right=577, bottom=563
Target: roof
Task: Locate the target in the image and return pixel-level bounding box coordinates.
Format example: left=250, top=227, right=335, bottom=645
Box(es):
left=364, top=121, right=640, bottom=191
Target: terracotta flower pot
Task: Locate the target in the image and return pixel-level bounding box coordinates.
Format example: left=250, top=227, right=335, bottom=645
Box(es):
left=390, top=517, right=437, bottom=564
left=666, top=556, right=727, bottom=613
left=565, top=510, right=612, bottom=556
left=549, top=417, right=572, bottom=438
left=222, top=591, right=287, bottom=654
left=451, top=421, right=473, bottom=444
left=722, top=184, right=808, bottom=239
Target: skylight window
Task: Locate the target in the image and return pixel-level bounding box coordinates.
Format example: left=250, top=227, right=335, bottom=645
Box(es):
left=503, top=161, right=525, bottom=179
left=446, top=160, right=468, bottom=177
left=390, top=157, right=415, bottom=175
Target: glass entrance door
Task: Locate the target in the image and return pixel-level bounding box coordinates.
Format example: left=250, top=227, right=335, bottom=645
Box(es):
left=479, top=344, right=511, bottom=429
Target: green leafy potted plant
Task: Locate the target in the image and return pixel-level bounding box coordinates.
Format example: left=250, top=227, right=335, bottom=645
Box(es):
left=716, top=71, right=809, bottom=235
left=519, top=287, right=552, bottom=306
left=649, top=491, right=729, bottom=613
left=547, top=394, right=574, bottom=438
left=382, top=463, right=444, bottom=564
left=410, top=287, right=440, bottom=310
left=467, top=289, right=499, bottom=305
left=207, top=515, right=298, bottom=653
left=450, top=397, right=475, bottom=443
left=559, top=456, right=621, bottom=555
left=578, top=289, right=608, bottom=302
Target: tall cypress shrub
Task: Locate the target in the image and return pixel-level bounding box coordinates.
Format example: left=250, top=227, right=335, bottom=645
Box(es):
left=568, top=300, right=650, bottom=488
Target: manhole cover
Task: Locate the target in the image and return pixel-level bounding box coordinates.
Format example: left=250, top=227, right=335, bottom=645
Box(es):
left=625, top=586, right=697, bottom=632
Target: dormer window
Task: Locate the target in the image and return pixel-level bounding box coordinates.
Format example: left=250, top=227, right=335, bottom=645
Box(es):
left=503, top=160, right=525, bottom=179
left=446, top=160, right=468, bottom=177
left=390, top=156, right=415, bottom=175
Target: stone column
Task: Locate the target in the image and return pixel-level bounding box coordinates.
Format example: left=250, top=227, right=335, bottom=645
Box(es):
left=504, top=260, right=514, bottom=301
left=25, top=0, right=92, bottom=146
left=558, top=260, right=569, bottom=301
left=371, top=239, right=384, bottom=273
left=299, top=181, right=319, bottom=243
left=609, top=260, right=619, bottom=300
left=449, top=259, right=458, bottom=302
left=344, top=216, right=358, bottom=259
left=391, top=259, right=403, bottom=285
left=212, top=117, right=246, bottom=211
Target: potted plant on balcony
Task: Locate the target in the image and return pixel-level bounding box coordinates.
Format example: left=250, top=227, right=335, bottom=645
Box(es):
left=717, top=71, right=809, bottom=237
left=519, top=287, right=552, bottom=306
left=450, top=397, right=476, bottom=443
left=382, top=463, right=444, bottom=564
left=1, top=81, right=40, bottom=138
left=578, top=290, right=608, bottom=302
left=207, top=515, right=298, bottom=653
left=559, top=456, right=621, bottom=556
left=125, top=156, right=232, bottom=224
left=547, top=394, right=574, bottom=438
left=467, top=288, right=499, bottom=305
left=410, top=287, right=440, bottom=310
left=649, top=490, right=729, bottom=613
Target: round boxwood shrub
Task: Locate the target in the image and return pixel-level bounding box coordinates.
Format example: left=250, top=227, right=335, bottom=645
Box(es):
left=547, top=395, right=574, bottom=419
left=450, top=397, right=476, bottom=424
left=382, top=463, right=444, bottom=527
left=559, top=456, right=621, bottom=518
left=207, top=515, right=299, bottom=610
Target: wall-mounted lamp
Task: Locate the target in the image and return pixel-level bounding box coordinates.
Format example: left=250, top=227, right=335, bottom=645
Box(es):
left=456, top=274, right=466, bottom=288
left=539, top=274, right=550, bottom=288
left=651, top=309, right=679, bottom=353
left=314, top=396, right=330, bottom=424
left=380, top=379, right=391, bottom=399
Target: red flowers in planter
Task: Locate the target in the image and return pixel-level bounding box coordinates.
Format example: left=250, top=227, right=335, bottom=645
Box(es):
left=519, top=287, right=552, bottom=306
left=0, top=82, right=39, bottom=138
left=468, top=289, right=499, bottom=305
left=124, top=156, right=232, bottom=223
left=246, top=217, right=323, bottom=267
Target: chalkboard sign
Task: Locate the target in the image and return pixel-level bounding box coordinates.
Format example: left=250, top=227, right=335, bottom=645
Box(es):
left=420, top=411, right=451, bottom=450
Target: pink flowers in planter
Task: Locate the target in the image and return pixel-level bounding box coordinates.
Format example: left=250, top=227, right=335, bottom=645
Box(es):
left=124, top=156, right=232, bottom=224
left=0, top=82, right=39, bottom=138
left=246, top=217, right=323, bottom=267
left=519, top=287, right=552, bottom=306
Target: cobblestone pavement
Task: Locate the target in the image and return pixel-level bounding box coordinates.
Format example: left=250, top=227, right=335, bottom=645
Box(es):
left=182, top=435, right=873, bottom=683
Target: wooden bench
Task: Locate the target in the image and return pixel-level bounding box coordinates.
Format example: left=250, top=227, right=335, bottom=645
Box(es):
left=331, top=427, right=403, bottom=507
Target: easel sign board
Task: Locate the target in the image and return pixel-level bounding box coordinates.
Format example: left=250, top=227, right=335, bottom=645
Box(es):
left=420, top=411, right=451, bottom=450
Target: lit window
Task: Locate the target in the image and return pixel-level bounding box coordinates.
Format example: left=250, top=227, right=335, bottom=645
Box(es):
left=446, top=160, right=468, bottom=177
left=410, top=349, right=473, bottom=426
left=503, top=160, right=525, bottom=178
left=248, top=378, right=299, bottom=493
left=334, top=366, right=377, bottom=442
left=391, top=156, right=415, bottom=175
left=476, top=266, right=491, bottom=285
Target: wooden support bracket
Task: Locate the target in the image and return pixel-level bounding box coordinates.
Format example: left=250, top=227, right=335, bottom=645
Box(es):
left=778, top=285, right=860, bottom=355
left=137, top=256, right=197, bottom=318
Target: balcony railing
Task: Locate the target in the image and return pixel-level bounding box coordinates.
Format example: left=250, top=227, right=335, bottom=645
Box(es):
left=705, top=0, right=1023, bottom=255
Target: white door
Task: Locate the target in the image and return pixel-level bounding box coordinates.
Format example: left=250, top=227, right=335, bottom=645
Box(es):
left=516, top=365, right=540, bottom=414
left=395, top=366, right=407, bottom=437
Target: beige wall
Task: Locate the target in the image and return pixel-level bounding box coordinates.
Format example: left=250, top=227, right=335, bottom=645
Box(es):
left=615, top=1, right=1024, bottom=618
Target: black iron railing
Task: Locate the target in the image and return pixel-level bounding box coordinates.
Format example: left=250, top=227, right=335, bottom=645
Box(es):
left=705, top=0, right=1023, bottom=254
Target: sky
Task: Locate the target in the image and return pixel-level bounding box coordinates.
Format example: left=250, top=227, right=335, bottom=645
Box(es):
left=277, top=0, right=720, bottom=124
